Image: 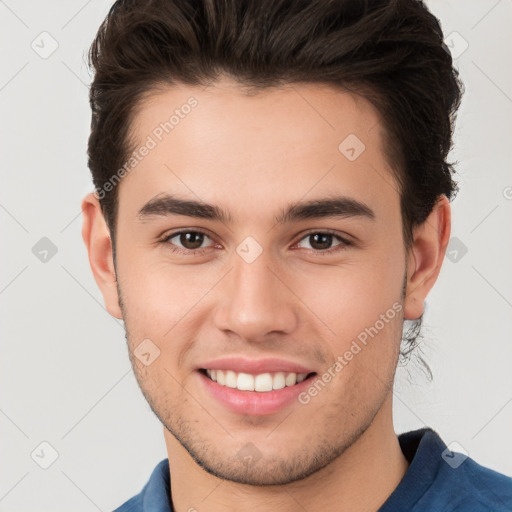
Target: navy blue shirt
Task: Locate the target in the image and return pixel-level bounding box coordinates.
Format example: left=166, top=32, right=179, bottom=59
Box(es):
left=113, top=428, right=512, bottom=511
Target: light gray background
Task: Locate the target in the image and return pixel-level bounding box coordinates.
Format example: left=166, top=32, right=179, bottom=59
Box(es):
left=1, top=0, right=511, bottom=510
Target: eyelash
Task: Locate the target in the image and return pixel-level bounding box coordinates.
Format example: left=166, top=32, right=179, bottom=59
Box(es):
left=159, top=229, right=353, bottom=256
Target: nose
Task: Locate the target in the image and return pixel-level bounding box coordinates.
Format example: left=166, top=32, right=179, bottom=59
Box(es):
left=213, top=250, right=299, bottom=343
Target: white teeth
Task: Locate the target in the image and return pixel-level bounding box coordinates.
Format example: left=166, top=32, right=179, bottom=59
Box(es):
left=254, top=373, right=273, bottom=392
left=285, top=373, right=297, bottom=387
left=205, top=369, right=311, bottom=392
left=216, top=369, right=226, bottom=385
left=272, top=372, right=286, bottom=390
left=237, top=372, right=255, bottom=391
left=225, top=370, right=237, bottom=388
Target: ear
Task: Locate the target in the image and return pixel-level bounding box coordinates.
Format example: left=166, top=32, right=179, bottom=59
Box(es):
left=403, top=195, right=451, bottom=320
left=81, top=192, right=123, bottom=319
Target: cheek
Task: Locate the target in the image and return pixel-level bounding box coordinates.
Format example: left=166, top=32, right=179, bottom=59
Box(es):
left=117, top=247, right=222, bottom=333
left=296, top=257, right=404, bottom=345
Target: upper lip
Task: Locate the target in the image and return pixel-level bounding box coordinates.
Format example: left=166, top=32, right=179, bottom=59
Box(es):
left=198, top=357, right=316, bottom=375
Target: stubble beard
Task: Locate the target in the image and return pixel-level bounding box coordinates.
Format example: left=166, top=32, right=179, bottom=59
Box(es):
left=115, top=271, right=405, bottom=486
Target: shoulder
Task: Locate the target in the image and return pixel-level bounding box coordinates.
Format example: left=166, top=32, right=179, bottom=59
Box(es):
left=422, top=447, right=512, bottom=511
left=447, top=457, right=512, bottom=511
left=112, top=459, right=170, bottom=512
left=112, top=494, right=142, bottom=512
left=393, top=428, right=512, bottom=512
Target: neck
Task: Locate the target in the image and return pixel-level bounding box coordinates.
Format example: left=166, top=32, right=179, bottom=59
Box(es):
left=164, top=394, right=409, bottom=512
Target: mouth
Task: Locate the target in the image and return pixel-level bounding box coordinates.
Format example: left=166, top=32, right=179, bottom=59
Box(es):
left=196, top=356, right=319, bottom=415
left=199, top=368, right=317, bottom=392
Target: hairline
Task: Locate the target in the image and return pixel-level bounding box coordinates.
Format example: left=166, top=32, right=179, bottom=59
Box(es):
left=105, top=77, right=417, bottom=258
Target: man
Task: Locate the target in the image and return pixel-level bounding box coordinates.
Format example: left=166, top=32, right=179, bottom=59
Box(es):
left=81, top=0, right=512, bottom=510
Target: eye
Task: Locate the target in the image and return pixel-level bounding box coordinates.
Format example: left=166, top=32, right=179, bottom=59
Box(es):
left=161, top=230, right=215, bottom=254
left=295, top=231, right=352, bottom=253
left=160, top=229, right=352, bottom=256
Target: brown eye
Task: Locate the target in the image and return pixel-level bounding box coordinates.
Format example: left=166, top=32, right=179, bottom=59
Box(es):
left=308, top=233, right=334, bottom=250
left=177, top=232, right=205, bottom=250
left=296, top=231, right=351, bottom=253
left=163, top=230, right=214, bottom=252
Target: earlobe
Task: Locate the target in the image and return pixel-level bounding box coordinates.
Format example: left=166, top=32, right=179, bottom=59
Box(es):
left=403, top=195, right=451, bottom=320
left=81, top=192, right=123, bottom=319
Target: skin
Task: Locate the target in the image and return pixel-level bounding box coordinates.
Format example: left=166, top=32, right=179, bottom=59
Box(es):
left=82, top=77, right=451, bottom=511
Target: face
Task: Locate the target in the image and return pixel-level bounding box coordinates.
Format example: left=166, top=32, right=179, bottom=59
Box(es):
left=99, top=78, right=412, bottom=484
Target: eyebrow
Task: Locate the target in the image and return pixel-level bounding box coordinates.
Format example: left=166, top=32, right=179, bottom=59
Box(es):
left=137, top=193, right=375, bottom=224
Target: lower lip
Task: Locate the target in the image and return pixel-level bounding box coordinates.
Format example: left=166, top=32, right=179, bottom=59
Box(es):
left=197, top=370, right=316, bottom=416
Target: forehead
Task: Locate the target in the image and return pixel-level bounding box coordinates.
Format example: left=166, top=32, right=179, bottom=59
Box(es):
left=132, top=77, right=382, bottom=153
left=119, top=77, right=399, bottom=226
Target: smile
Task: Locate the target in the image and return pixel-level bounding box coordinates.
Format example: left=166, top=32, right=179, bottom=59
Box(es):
left=197, top=357, right=318, bottom=415
left=203, top=369, right=312, bottom=392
